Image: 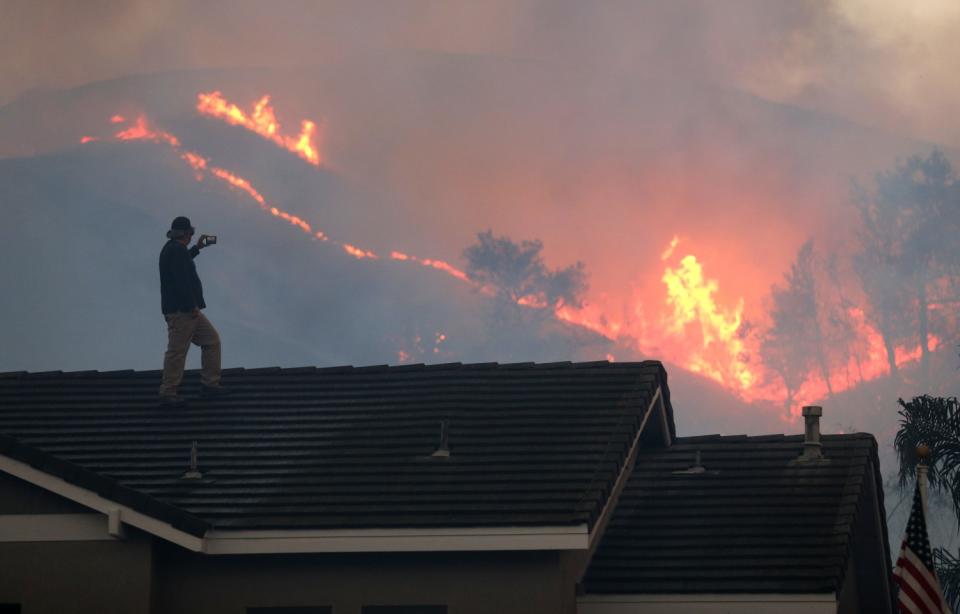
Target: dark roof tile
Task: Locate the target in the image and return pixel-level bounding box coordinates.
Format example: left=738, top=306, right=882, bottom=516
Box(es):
left=583, top=433, right=885, bottom=595
left=0, top=361, right=672, bottom=533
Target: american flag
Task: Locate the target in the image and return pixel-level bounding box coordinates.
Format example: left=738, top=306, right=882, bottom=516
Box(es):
left=893, top=480, right=950, bottom=614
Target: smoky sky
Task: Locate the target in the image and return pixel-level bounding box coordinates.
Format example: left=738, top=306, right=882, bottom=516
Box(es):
left=3, top=0, right=960, bottom=146
left=3, top=0, right=958, bottom=367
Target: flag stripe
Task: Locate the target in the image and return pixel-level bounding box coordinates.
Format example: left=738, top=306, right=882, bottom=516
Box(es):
left=899, top=592, right=923, bottom=614
left=896, top=557, right=940, bottom=614
left=902, top=549, right=946, bottom=611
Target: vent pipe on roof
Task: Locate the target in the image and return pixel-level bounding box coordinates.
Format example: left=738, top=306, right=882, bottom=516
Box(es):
left=672, top=449, right=707, bottom=475
left=182, top=440, right=204, bottom=479
left=799, top=406, right=824, bottom=461
left=431, top=421, right=450, bottom=458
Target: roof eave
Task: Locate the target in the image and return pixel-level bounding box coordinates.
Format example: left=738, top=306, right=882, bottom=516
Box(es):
left=0, top=451, right=592, bottom=554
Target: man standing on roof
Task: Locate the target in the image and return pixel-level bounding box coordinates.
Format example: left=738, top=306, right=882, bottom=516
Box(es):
left=158, top=216, right=227, bottom=407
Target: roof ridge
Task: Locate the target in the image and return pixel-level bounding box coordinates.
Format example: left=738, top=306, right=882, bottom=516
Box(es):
left=0, top=360, right=669, bottom=380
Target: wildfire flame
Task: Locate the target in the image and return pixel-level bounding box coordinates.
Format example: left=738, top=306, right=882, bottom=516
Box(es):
left=115, top=115, right=179, bottom=147
left=661, top=253, right=752, bottom=389
left=196, top=91, right=322, bottom=166
left=558, top=234, right=939, bottom=415
left=85, top=99, right=942, bottom=418
left=390, top=251, right=468, bottom=282
left=87, top=106, right=474, bottom=289
left=343, top=244, right=378, bottom=260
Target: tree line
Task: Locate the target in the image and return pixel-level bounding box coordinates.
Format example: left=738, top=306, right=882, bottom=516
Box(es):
left=759, top=150, right=960, bottom=410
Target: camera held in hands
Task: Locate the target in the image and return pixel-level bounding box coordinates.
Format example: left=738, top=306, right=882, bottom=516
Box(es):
left=198, top=234, right=217, bottom=248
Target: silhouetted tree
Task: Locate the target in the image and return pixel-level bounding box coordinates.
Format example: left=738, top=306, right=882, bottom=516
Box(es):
left=854, top=150, right=960, bottom=377
left=463, top=230, right=587, bottom=309
left=823, top=253, right=868, bottom=384
left=759, top=240, right=835, bottom=410
left=758, top=325, right=810, bottom=413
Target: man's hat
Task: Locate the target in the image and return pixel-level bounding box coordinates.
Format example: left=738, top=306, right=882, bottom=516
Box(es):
left=167, top=216, right=195, bottom=239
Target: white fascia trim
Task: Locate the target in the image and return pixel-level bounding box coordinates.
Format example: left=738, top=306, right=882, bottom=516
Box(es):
left=1, top=453, right=590, bottom=554
left=205, top=524, right=589, bottom=554
left=578, top=594, right=837, bottom=604
left=0, top=453, right=205, bottom=552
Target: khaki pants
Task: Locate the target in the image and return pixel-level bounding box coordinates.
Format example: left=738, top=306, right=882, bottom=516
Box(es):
left=159, top=311, right=221, bottom=396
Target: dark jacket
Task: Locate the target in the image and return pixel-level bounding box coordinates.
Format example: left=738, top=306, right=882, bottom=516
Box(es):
left=159, top=240, right=205, bottom=314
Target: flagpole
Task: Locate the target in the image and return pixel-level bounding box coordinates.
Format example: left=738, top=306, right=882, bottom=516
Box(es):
left=917, top=444, right=930, bottom=520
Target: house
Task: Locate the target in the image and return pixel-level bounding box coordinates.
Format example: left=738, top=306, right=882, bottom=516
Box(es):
left=0, top=361, right=894, bottom=613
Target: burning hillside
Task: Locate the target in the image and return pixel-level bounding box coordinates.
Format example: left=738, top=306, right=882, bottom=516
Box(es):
left=196, top=91, right=322, bottom=166
left=1, top=49, right=954, bottom=428
left=70, top=84, right=958, bottom=419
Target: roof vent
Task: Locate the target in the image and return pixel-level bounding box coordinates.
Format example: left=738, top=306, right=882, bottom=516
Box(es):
left=798, top=406, right=825, bottom=461
left=181, top=440, right=204, bottom=480
left=673, top=449, right=707, bottom=475
left=431, top=421, right=450, bottom=458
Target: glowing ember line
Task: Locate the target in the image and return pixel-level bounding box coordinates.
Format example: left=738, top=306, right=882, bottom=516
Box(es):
left=210, top=167, right=267, bottom=207
left=269, top=207, right=312, bottom=233
left=196, top=91, right=322, bottom=166
left=115, top=115, right=180, bottom=147
left=343, top=244, right=378, bottom=259
left=80, top=136, right=97, bottom=144
left=419, top=258, right=469, bottom=282
left=181, top=151, right=208, bottom=171
left=389, top=251, right=468, bottom=281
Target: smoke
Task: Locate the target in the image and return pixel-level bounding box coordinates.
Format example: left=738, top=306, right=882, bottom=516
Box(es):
left=2, top=0, right=958, bottom=408
left=4, top=1, right=960, bottom=142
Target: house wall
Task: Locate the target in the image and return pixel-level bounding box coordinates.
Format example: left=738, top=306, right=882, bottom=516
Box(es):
left=0, top=472, right=581, bottom=614
left=152, top=543, right=576, bottom=614
left=0, top=473, right=154, bottom=614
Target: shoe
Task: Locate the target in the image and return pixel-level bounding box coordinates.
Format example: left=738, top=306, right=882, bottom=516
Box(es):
left=200, top=385, right=231, bottom=399
left=159, top=395, right=187, bottom=408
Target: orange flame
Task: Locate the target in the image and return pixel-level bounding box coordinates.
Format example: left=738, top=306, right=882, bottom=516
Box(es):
left=343, top=244, right=378, bottom=259
left=211, top=167, right=268, bottom=208
left=80, top=136, right=97, bottom=144
left=196, top=91, right=322, bottom=166
left=181, top=151, right=208, bottom=171
left=115, top=115, right=180, bottom=147
left=96, top=108, right=942, bottom=415
left=110, top=115, right=126, bottom=124
left=661, top=253, right=753, bottom=389
left=390, top=251, right=469, bottom=282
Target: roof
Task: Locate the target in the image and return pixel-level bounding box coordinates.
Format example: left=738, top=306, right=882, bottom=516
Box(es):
left=582, top=433, right=890, bottom=595
left=0, top=361, right=674, bottom=539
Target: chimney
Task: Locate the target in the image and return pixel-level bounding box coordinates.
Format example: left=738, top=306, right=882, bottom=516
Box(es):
left=799, top=406, right=824, bottom=461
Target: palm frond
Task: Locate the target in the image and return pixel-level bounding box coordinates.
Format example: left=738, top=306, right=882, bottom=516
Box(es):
left=894, top=396, right=960, bottom=518
left=934, top=548, right=960, bottom=612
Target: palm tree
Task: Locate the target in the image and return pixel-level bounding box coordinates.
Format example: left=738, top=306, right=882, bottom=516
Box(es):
left=895, top=394, right=960, bottom=611
left=935, top=549, right=960, bottom=611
